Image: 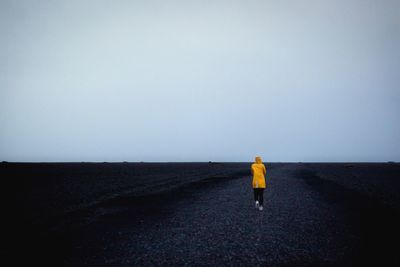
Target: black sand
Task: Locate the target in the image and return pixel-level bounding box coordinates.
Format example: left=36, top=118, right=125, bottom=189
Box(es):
left=1, top=162, right=399, bottom=266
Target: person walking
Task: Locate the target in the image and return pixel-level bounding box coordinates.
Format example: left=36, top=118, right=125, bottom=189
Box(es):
left=251, top=156, right=266, bottom=211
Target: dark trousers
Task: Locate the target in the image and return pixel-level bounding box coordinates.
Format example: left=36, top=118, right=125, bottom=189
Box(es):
left=253, top=188, right=264, bottom=206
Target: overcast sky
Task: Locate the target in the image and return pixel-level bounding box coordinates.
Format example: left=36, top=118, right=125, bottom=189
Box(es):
left=1, top=0, right=399, bottom=162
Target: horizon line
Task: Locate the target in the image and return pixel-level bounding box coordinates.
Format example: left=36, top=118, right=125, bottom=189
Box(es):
left=1, top=161, right=398, bottom=164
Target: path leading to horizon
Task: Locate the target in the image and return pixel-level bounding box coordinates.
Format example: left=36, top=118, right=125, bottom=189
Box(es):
left=23, top=164, right=400, bottom=266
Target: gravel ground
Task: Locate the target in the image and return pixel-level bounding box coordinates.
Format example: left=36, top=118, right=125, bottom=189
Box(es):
left=5, top=163, right=400, bottom=266
left=56, top=163, right=398, bottom=266
left=116, top=164, right=349, bottom=267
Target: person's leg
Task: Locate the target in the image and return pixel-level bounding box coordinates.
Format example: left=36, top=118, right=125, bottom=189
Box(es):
left=259, top=188, right=264, bottom=206
left=253, top=188, right=258, bottom=202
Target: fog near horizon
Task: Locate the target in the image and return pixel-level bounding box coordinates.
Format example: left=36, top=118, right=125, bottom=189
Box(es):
left=1, top=0, right=399, bottom=162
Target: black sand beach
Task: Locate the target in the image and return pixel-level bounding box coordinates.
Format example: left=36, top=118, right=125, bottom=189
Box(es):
left=1, top=162, right=399, bottom=266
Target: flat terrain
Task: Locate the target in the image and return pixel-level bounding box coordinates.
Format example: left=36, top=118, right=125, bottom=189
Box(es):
left=1, top=162, right=399, bottom=266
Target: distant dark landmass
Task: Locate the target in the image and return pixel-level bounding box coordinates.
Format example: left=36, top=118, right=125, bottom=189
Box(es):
left=1, top=162, right=399, bottom=266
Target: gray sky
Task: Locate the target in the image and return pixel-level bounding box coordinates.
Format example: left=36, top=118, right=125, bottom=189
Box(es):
left=1, top=0, right=399, bottom=162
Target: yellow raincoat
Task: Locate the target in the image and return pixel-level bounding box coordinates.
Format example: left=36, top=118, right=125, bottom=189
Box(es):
left=251, top=156, right=266, bottom=188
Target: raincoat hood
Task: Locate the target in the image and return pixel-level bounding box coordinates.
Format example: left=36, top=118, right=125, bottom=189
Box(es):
left=255, top=156, right=262, bottom=164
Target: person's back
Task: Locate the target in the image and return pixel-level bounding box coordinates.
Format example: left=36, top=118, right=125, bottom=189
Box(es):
left=251, top=156, right=266, bottom=188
